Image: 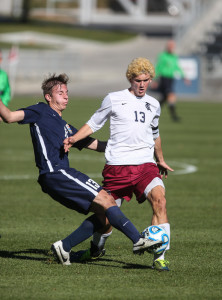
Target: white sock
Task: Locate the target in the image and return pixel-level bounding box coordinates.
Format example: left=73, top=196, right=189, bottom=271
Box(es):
left=154, top=251, right=165, bottom=261
left=159, top=223, right=170, bottom=250
left=115, top=197, right=124, bottom=207
left=93, top=231, right=112, bottom=250
left=154, top=223, right=170, bottom=261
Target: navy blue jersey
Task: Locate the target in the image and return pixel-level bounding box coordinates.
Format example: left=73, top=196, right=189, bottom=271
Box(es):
left=18, top=102, right=93, bottom=175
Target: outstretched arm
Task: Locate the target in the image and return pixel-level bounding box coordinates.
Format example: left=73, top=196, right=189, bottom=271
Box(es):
left=154, top=136, right=174, bottom=178
left=0, top=99, right=24, bottom=123
left=64, top=95, right=111, bottom=152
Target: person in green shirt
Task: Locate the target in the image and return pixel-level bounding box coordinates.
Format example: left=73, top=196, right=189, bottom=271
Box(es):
left=152, top=40, right=189, bottom=122
left=0, top=50, right=11, bottom=107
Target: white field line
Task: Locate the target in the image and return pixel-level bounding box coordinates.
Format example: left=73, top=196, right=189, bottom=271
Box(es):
left=0, top=158, right=197, bottom=180
left=168, top=161, right=198, bottom=175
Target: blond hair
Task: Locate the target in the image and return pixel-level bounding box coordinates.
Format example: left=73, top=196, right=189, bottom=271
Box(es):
left=126, top=57, right=155, bottom=81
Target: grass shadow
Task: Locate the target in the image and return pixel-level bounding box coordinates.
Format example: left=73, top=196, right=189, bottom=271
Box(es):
left=85, top=257, right=153, bottom=270
left=71, top=251, right=153, bottom=270
left=0, top=248, right=50, bottom=262
left=0, top=248, right=153, bottom=269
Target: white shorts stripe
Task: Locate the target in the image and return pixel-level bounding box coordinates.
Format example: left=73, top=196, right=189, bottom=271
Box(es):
left=59, top=169, right=99, bottom=197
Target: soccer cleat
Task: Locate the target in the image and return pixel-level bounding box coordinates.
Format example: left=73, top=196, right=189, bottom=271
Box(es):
left=75, top=248, right=106, bottom=262
left=133, top=237, right=163, bottom=255
left=73, top=241, right=106, bottom=262
left=51, top=240, right=71, bottom=265
left=153, top=259, right=170, bottom=271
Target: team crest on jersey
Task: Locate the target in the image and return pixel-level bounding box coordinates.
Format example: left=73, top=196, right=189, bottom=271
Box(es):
left=145, top=102, right=151, bottom=112
left=65, top=124, right=73, bottom=134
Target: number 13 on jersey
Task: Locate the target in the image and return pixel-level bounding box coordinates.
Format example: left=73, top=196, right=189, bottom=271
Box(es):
left=134, top=111, right=145, bottom=123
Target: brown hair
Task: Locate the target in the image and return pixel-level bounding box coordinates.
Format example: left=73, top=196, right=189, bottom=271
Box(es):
left=41, top=73, right=69, bottom=97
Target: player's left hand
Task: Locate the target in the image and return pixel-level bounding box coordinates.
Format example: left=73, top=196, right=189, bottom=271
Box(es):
left=63, top=136, right=75, bottom=152
left=157, top=161, right=174, bottom=179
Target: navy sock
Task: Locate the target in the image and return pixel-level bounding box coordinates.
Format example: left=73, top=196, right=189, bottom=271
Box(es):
left=62, top=214, right=103, bottom=252
left=105, top=206, right=140, bottom=244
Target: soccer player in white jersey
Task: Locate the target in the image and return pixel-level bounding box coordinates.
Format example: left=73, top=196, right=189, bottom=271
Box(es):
left=64, top=58, right=174, bottom=271
left=0, top=73, right=163, bottom=266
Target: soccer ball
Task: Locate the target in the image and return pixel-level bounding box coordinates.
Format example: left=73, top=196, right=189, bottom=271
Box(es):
left=141, top=225, right=169, bottom=254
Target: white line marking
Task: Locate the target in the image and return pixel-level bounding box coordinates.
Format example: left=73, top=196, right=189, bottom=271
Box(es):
left=0, top=159, right=198, bottom=180
left=168, top=161, right=198, bottom=175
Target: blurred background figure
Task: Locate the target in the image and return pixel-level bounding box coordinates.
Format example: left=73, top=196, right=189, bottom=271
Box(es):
left=0, top=49, right=11, bottom=107
left=151, top=40, right=190, bottom=122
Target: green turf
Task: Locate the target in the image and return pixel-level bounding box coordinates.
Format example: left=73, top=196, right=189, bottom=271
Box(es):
left=0, top=97, right=222, bottom=299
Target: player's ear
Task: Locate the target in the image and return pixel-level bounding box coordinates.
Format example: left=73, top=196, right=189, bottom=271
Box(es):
left=45, top=94, right=51, bottom=102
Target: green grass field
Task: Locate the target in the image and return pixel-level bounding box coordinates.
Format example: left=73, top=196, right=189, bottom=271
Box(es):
left=0, top=97, right=221, bottom=299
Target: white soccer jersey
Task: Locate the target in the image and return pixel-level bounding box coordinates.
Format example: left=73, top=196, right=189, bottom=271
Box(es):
left=87, top=89, right=161, bottom=165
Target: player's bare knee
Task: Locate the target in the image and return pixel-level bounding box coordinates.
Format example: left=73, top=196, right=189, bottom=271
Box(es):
left=102, top=194, right=116, bottom=209
left=148, top=188, right=166, bottom=214
left=93, top=189, right=116, bottom=210
left=159, top=195, right=167, bottom=209
left=154, top=195, right=166, bottom=210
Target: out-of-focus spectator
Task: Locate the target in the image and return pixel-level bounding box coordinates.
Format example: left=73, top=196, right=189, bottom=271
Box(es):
left=0, top=49, right=11, bottom=107
left=151, top=40, right=190, bottom=122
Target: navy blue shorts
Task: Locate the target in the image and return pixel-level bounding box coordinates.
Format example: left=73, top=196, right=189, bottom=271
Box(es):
left=38, top=168, right=103, bottom=215
left=159, top=77, right=175, bottom=95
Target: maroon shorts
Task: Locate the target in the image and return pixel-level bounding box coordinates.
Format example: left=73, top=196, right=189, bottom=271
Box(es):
left=102, top=163, right=161, bottom=202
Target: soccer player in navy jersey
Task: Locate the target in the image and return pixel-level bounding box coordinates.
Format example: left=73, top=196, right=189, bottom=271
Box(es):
left=0, top=73, right=162, bottom=265
left=64, top=58, right=174, bottom=271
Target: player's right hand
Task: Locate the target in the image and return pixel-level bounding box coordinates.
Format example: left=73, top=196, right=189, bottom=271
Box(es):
left=63, top=137, right=75, bottom=152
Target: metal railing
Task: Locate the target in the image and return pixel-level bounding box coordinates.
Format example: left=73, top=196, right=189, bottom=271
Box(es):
left=174, top=0, right=218, bottom=42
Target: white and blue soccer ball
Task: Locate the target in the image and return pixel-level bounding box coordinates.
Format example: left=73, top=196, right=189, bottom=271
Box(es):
left=142, top=225, right=169, bottom=254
